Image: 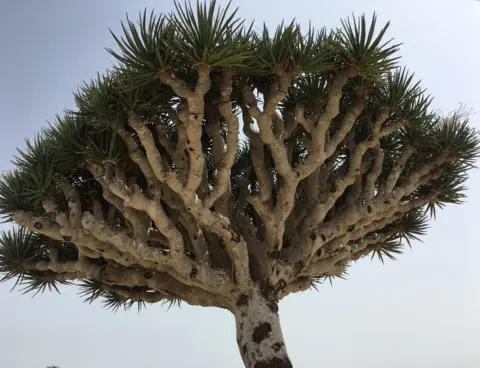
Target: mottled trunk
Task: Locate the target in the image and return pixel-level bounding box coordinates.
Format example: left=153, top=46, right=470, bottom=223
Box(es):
left=233, top=286, right=293, bottom=368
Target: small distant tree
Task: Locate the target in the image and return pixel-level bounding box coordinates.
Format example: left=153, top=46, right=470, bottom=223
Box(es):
left=1, top=1, right=478, bottom=367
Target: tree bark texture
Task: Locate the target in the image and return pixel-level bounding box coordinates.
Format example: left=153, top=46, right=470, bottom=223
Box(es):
left=233, top=286, right=293, bottom=368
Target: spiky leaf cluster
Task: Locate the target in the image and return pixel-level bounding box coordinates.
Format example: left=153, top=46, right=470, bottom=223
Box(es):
left=0, top=229, right=72, bottom=295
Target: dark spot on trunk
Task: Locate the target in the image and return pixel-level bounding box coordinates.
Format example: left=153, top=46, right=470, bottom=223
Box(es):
left=384, top=200, right=391, bottom=205
left=62, top=236, right=72, bottom=242
left=309, top=231, right=317, bottom=241
left=228, top=227, right=240, bottom=242
left=273, top=240, right=280, bottom=250
left=367, top=135, right=373, bottom=142
left=320, top=233, right=326, bottom=241
left=275, top=279, right=286, bottom=290
left=193, top=235, right=198, bottom=240
left=348, top=225, right=355, bottom=232
left=186, top=139, right=190, bottom=144
left=316, top=249, right=322, bottom=257
left=144, top=271, right=153, bottom=279
left=293, top=260, right=304, bottom=274
left=259, top=280, right=276, bottom=300
left=269, top=251, right=280, bottom=260
left=271, top=342, right=284, bottom=352
left=252, top=323, right=272, bottom=344
left=209, top=205, right=215, bottom=212
left=188, top=147, right=194, bottom=152
left=241, top=312, right=247, bottom=318
left=34, top=222, right=43, bottom=230
left=242, top=344, right=248, bottom=357
left=254, top=357, right=293, bottom=368
left=236, top=294, right=249, bottom=307
left=367, top=205, right=372, bottom=213
left=189, top=267, right=198, bottom=279
left=268, top=301, right=279, bottom=314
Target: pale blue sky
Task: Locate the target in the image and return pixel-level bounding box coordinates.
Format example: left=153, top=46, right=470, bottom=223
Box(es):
left=0, top=0, right=479, bottom=367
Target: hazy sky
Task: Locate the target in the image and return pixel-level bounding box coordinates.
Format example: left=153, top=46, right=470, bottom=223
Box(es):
left=0, top=0, right=479, bottom=367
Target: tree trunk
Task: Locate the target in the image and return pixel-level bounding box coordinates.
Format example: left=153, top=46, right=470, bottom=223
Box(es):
left=233, top=286, right=293, bottom=368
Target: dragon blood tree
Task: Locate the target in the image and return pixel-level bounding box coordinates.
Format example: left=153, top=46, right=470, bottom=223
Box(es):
left=1, top=1, right=478, bottom=367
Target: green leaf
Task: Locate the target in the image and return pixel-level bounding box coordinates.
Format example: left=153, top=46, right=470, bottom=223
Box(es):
left=1, top=132, right=59, bottom=215
left=74, top=70, right=171, bottom=126
left=19, top=270, right=68, bottom=296
left=82, top=128, right=128, bottom=168
left=432, top=109, right=480, bottom=166
left=0, top=228, right=69, bottom=296
left=169, top=0, right=251, bottom=68
left=417, top=161, right=471, bottom=218
left=290, top=25, right=336, bottom=73
left=370, top=237, right=404, bottom=263
left=0, top=227, right=47, bottom=284
left=248, top=21, right=300, bottom=73
left=0, top=170, right=34, bottom=219
left=42, top=114, right=88, bottom=173
left=77, top=278, right=107, bottom=304
left=285, top=73, right=329, bottom=108
left=101, top=289, right=147, bottom=312
left=108, top=9, right=175, bottom=84
left=378, top=67, right=424, bottom=110
left=334, top=13, right=401, bottom=78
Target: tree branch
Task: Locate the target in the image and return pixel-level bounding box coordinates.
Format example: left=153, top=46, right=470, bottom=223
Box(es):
left=205, top=70, right=239, bottom=209
left=22, top=259, right=228, bottom=308
left=54, top=175, right=82, bottom=227
left=296, top=69, right=357, bottom=180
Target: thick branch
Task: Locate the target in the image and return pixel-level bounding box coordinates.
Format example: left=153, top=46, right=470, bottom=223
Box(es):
left=205, top=70, right=239, bottom=209
left=304, top=248, right=350, bottom=275
left=115, top=125, right=158, bottom=186
left=128, top=113, right=183, bottom=191
left=296, top=69, right=357, bottom=180
left=54, top=175, right=82, bottom=227
left=382, top=144, right=416, bottom=196
left=278, top=277, right=313, bottom=299
left=22, top=259, right=228, bottom=308
left=160, top=65, right=211, bottom=196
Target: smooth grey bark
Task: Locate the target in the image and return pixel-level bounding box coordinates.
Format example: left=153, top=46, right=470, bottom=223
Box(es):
left=233, top=286, right=293, bottom=368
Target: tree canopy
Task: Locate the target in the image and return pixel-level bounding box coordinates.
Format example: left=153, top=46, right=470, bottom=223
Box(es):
left=1, top=1, right=478, bottom=367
